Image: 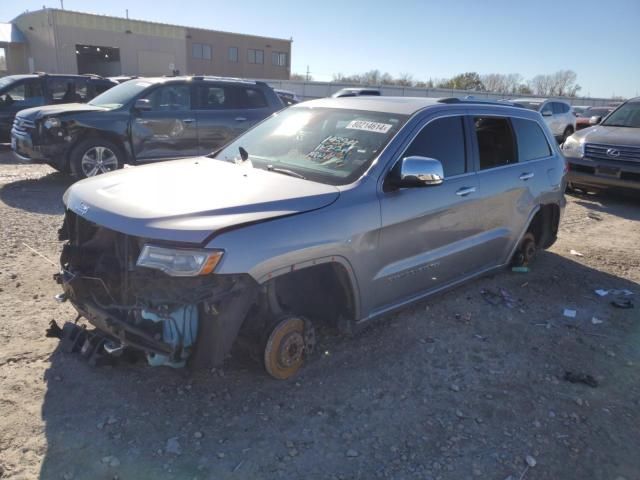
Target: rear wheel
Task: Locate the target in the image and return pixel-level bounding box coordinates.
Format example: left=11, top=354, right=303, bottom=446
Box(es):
left=70, top=138, right=123, bottom=179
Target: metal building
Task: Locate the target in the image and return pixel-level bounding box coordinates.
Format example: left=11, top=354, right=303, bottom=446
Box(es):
left=0, top=8, right=292, bottom=80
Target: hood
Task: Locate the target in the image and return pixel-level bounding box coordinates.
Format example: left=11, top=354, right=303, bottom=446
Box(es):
left=63, top=158, right=340, bottom=244
left=16, top=103, right=108, bottom=121
left=572, top=125, right=640, bottom=147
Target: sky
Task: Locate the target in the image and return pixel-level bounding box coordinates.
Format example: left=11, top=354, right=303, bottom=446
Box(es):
left=2, top=0, right=639, bottom=98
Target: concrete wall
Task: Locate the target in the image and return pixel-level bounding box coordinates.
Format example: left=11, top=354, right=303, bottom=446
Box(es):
left=261, top=80, right=622, bottom=107
left=12, top=9, right=58, bottom=74
left=186, top=27, right=291, bottom=80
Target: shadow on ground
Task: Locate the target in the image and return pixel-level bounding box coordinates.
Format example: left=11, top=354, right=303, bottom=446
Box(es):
left=0, top=173, right=74, bottom=215
left=38, top=253, right=640, bottom=479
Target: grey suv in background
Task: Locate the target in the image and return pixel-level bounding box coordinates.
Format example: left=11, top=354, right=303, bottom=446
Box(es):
left=54, top=97, right=566, bottom=379
left=512, top=98, right=576, bottom=143
left=11, top=76, right=284, bottom=178
left=563, top=97, right=640, bottom=192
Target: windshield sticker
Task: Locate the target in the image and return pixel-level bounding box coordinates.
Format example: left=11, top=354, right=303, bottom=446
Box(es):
left=345, top=120, right=393, bottom=134
left=307, top=136, right=358, bottom=166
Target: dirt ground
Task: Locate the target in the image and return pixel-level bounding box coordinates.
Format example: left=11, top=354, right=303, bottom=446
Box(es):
left=0, top=148, right=638, bottom=480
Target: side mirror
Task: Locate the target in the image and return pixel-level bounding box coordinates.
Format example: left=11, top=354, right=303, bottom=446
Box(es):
left=387, top=156, right=444, bottom=190
left=589, top=115, right=602, bottom=126
left=134, top=98, right=152, bottom=111
left=541, top=109, right=552, bottom=117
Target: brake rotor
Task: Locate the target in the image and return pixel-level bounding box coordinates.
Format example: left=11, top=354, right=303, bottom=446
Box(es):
left=264, top=316, right=313, bottom=380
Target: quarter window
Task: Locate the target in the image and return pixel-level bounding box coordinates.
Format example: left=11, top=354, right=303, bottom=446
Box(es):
left=473, top=117, right=517, bottom=170
left=228, top=47, right=239, bottom=63
left=512, top=118, right=551, bottom=161
left=236, top=87, right=267, bottom=109
left=403, top=116, right=467, bottom=177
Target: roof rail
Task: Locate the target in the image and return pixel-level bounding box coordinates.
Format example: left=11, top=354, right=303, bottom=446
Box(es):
left=437, top=96, right=519, bottom=107
left=191, top=75, right=256, bottom=84
left=82, top=73, right=105, bottom=79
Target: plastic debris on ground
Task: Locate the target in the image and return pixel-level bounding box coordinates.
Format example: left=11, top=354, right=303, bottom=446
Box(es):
left=481, top=288, right=517, bottom=308
left=563, top=309, right=577, bottom=318
left=594, top=289, right=609, bottom=297
left=563, top=371, right=598, bottom=388
left=591, top=317, right=604, bottom=325
left=511, top=266, right=529, bottom=273
left=569, top=249, right=584, bottom=257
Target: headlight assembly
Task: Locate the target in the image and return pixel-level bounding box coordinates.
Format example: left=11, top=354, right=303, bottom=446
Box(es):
left=136, top=245, right=223, bottom=277
left=43, top=117, right=62, bottom=129
left=561, top=136, right=584, bottom=159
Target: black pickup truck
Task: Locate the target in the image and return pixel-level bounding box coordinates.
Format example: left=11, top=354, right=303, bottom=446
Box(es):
left=11, top=76, right=284, bottom=178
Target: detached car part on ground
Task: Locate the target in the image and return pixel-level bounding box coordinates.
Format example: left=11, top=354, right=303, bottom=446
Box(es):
left=563, top=97, right=640, bottom=193
left=54, top=96, right=566, bottom=379
left=11, top=76, right=284, bottom=178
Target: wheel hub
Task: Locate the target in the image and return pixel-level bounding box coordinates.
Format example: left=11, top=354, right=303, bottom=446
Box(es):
left=263, top=316, right=314, bottom=380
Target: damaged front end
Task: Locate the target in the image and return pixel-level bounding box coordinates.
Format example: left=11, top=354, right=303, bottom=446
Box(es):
left=54, top=210, right=257, bottom=368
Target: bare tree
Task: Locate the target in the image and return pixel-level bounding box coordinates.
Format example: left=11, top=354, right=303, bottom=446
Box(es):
left=529, top=70, right=581, bottom=97
left=396, top=73, right=414, bottom=87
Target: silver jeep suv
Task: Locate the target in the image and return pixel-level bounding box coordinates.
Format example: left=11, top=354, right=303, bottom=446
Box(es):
left=54, top=96, right=566, bottom=379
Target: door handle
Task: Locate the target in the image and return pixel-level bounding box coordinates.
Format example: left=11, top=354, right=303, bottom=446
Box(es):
left=182, top=118, right=195, bottom=124
left=235, top=116, right=247, bottom=122
left=455, top=186, right=476, bottom=197
left=519, top=172, right=535, bottom=181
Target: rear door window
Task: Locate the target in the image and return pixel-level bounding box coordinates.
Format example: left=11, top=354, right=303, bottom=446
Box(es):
left=552, top=102, right=564, bottom=114
left=473, top=117, right=517, bottom=170
left=47, top=77, right=89, bottom=103
left=403, top=116, right=467, bottom=177
left=512, top=118, right=551, bottom=161
left=196, top=85, right=233, bottom=110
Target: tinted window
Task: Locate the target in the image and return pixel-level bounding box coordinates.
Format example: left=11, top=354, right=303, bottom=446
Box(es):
left=0, top=79, right=44, bottom=108
left=48, top=78, right=88, bottom=103
left=512, top=118, right=551, bottom=161
left=92, top=81, right=114, bottom=96
left=404, top=116, right=466, bottom=177
left=89, top=80, right=153, bottom=109
left=143, top=84, right=191, bottom=111
left=236, top=87, right=268, bottom=109
left=197, top=85, right=232, bottom=110
left=474, top=117, right=517, bottom=170
left=552, top=102, right=563, bottom=114
left=540, top=103, right=553, bottom=115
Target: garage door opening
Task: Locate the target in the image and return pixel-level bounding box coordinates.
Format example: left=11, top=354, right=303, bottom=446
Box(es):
left=76, top=44, right=121, bottom=76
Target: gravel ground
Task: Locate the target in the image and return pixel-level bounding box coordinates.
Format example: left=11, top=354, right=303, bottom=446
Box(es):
left=0, top=149, right=639, bottom=480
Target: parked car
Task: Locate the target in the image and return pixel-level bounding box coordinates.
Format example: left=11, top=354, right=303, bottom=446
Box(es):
left=563, top=97, right=640, bottom=192
left=572, top=105, right=590, bottom=117
left=108, top=75, right=139, bottom=84
left=331, top=87, right=381, bottom=98
left=11, top=76, right=284, bottom=178
left=53, top=96, right=566, bottom=378
left=511, top=98, right=576, bottom=143
left=575, top=106, right=615, bottom=130
left=274, top=88, right=300, bottom=106
left=0, top=73, right=116, bottom=142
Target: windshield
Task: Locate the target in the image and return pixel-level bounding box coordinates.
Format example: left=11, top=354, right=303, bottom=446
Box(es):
left=601, top=102, right=640, bottom=128
left=88, top=79, right=154, bottom=109
left=514, top=101, right=543, bottom=111
left=214, top=107, right=408, bottom=185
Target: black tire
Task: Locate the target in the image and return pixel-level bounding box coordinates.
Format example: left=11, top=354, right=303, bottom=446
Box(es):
left=562, top=126, right=574, bottom=144
left=69, top=138, right=123, bottom=179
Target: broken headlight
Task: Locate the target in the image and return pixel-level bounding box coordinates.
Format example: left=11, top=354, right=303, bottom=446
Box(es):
left=136, top=245, right=223, bottom=277
left=43, top=117, right=62, bottom=129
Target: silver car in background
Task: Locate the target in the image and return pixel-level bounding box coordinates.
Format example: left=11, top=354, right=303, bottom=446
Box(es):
left=54, top=96, right=566, bottom=379
left=512, top=98, right=576, bottom=143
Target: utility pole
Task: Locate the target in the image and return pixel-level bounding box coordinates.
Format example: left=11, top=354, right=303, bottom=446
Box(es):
left=126, top=9, right=129, bottom=19
left=60, top=0, right=64, bottom=9
left=306, top=65, right=310, bottom=82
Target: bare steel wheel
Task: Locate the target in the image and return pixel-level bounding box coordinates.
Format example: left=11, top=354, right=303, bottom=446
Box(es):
left=70, top=138, right=122, bottom=179
left=263, top=316, right=314, bottom=380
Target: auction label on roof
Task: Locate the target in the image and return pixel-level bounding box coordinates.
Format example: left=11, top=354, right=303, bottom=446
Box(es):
left=346, top=120, right=392, bottom=134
